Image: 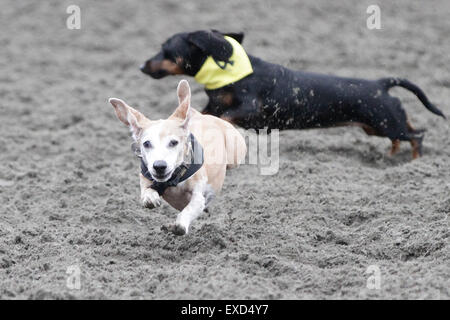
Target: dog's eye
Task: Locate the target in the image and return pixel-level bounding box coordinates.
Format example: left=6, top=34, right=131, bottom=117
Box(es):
left=143, top=141, right=152, bottom=149
left=168, top=140, right=178, bottom=147
left=163, top=50, right=173, bottom=61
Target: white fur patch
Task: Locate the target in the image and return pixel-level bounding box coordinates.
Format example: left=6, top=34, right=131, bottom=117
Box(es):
left=140, top=121, right=186, bottom=180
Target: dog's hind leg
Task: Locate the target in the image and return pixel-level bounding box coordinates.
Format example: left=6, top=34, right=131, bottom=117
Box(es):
left=407, top=121, right=425, bottom=159
left=389, top=139, right=401, bottom=156
left=353, top=122, right=394, bottom=157
left=358, top=123, right=399, bottom=157
left=411, top=137, right=423, bottom=159
left=377, top=98, right=426, bottom=159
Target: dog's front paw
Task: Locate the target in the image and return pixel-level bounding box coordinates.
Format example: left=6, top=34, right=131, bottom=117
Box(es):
left=161, top=223, right=187, bottom=236
left=141, top=189, right=161, bottom=209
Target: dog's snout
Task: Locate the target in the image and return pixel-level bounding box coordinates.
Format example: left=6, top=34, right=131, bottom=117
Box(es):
left=153, top=160, right=167, bottom=173
left=140, top=60, right=150, bottom=73
left=140, top=54, right=171, bottom=79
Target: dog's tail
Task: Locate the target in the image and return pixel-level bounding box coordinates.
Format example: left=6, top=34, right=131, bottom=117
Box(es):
left=379, top=77, right=446, bottom=119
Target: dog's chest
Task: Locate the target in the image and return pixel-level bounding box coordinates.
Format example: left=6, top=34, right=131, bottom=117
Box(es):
left=162, top=184, right=193, bottom=211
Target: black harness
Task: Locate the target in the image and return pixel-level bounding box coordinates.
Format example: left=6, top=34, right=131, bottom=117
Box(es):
left=139, top=133, right=204, bottom=196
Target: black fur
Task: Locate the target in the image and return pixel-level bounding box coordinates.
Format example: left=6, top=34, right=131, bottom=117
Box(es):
left=141, top=30, right=445, bottom=155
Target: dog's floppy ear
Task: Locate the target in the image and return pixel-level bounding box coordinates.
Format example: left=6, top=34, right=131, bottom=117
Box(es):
left=214, top=30, right=244, bottom=44
left=188, top=30, right=233, bottom=62
left=109, top=98, right=146, bottom=141
left=170, top=80, right=192, bottom=129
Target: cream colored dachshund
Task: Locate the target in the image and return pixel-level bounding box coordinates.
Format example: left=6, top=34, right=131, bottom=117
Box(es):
left=109, top=80, right=246, bottom=235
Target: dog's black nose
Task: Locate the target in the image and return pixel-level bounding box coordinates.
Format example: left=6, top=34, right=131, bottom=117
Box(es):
left=153, top=160, right=167, bottom=173
left=140, top=61, right=150, bottom=74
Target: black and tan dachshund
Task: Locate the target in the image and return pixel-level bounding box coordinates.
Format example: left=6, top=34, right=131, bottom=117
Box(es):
left=140, top=30, right=446, bottom=159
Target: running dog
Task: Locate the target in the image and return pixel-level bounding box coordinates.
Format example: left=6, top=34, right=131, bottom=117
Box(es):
left=109, top=80, right=246, bottom=235
left=140, top=30, right=446, bottom=159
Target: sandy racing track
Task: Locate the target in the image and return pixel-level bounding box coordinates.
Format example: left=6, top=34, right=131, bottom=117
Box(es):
left=0, top=0, right=449, bottom=299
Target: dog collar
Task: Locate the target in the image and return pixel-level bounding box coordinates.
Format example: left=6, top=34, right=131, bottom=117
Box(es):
left=139, top=133, right=204, bottom=196
left=194, top=36, right=253, bottom=90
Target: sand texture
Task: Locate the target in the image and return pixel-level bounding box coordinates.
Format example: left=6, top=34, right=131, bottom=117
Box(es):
left=0, top=0, right=449, bottom=299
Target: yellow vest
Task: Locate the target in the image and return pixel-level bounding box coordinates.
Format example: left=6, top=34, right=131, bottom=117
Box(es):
left=194, top=36, right=253, bottom=90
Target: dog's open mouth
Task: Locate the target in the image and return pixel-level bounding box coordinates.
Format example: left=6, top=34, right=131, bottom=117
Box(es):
left=151, top=170, right=173, bottom=182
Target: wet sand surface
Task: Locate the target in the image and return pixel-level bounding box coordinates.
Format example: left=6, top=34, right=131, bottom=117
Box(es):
left=0, top=0, right=449, bottom=299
